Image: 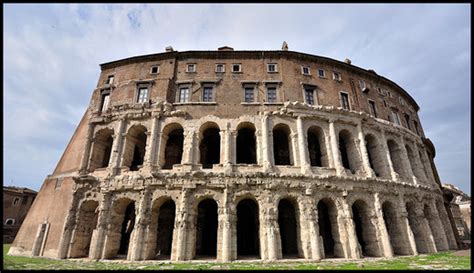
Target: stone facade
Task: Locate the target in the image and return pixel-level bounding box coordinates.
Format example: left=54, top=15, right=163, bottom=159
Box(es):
left=442, top=183, right=471, bottom=245
left=3, top=186, right=37, bottom=243
left=9, top=47, right=459, bottom=261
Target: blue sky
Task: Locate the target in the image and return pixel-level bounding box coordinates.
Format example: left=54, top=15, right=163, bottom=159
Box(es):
left=4, top=4, right=471, bottom=194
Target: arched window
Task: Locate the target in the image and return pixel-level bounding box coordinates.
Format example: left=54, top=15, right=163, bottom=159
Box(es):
left=278, top=198, right=301, bottom=258
left=317, top=199, right=344, bottom=258
left=236, top=123, right=257, bottom=164
left=405, top=144, right=423, bottom=181
left=365, top=134, right=389, bottom=178
left=237, top=198, right=260, bottom=258
left=68, top=200, right=99, bottom=258
left=195, top=199, right=218, bottom=258
left=5, top=218, right=15, bottom=225
left=161, top=123, right=184, bottom=169
left=338, top=130, right=362, bottom=174
left=273, top=124, right=292, bottom=165
left=351, top=200, right=382, bottom=257
left=387, top=139, right=408, bottom=179
left=382, top=201, right=411, bottom=255
left=123, top=125, right=147, bottom=171
left=307, top=126, right=328, bottom=167
left=89, top=128, right=114, bottom=171
left=199, top=123, right=221, bottom=169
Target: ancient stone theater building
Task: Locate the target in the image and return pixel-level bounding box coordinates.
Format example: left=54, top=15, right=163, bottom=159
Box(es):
left=9, top=45, right=459, bottom=262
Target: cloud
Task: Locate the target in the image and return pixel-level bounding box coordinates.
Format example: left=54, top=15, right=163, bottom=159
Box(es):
left=4, top=4, right=470, bottom=193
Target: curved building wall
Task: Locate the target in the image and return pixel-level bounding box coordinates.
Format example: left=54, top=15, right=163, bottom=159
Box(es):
left=9, top=49, right=457, bottom=262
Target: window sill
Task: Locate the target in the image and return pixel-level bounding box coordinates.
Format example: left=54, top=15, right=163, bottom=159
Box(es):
left=173, top=102, right=217, bottom=106
left=318, top=76, right=327, bottom=79
left=241, top=102, right=261, bottom=105
left=302, top=73, right=311, bottom=76
left=263, top=102, right=284, bottom=106
left=267, top=71, right=279, bottom=74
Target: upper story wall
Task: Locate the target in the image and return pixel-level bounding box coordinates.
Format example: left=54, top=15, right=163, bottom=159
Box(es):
left=92, top=50, right=425, bottom=138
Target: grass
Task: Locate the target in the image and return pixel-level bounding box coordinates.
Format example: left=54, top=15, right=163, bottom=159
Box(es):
left=3, top=244, right=471, bottom=270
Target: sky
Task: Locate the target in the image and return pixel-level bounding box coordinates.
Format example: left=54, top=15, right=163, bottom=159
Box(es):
left=3, top=4, right=471, bottom=194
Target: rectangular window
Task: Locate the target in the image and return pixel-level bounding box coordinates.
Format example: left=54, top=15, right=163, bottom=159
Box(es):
left=387, top=90, right=393, bottom=98
left=232, top=64, right=242, bottom=73
left=186, top=64, right=196, bottom=73
left=202, top=86, right=214, bottom=102
left=340, top=92, right=350, bottom=110
left=333, top=72, right=342, bottom=81
left=179, top=87, right=190, bottom=103
left=302, top=66, right=310, bottom=75
left=391, top=110, right=401, bottom=125
left=100, top=93, right=110, bottom=112
left=215, top=64, right=225, bottom=73
left=150, top=65, right=159, bottom=74
left=305, top=88, right=315, bottom=105
left=267, top=63, right=278, bottom=73
left=266, top=86, right=277, bottom=103
left=368, top=100, right=377, bottom=117
left=12, top=197, right=20, bottom=206
left=105, top=75, right=114, bottom=85
left=244, top=86, right=254, bottom=102
left=318, top=69, right=325, bottom=78
left=137, top=87, right=148, bottom=103
left=404, top=113, right=411, bottom=130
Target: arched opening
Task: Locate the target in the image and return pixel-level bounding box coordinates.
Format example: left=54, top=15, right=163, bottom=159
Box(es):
left=405, top=144, right=423, bottom=181
left=406, top=202, right=429, bottom=254
left=118, top=202, right=136, bottom=256
left=352, top=200, right=381, bottom=257
left=5, top=218, right=14, bottom=225
left=273, top=124, right=292, bottom=165
left=424, top=204, right=447, bottom=251
left=278, top=199, right=300, bottom=258
left=339, top=130, right=362, bottom=174
left=307, top=126, right=328, bottom=167
left=387, top=139, right=408, bottom=179
left=195, top=199, right=218, bottom=258
left=89, top=128, right=114, bottom=171
left=317, top=198, right=344, bottom=258
left=68, top=200, right=99, bottom=258
left=123, top=125, right=147, bottom=171
left=382, top=201, right=410, bottom=255
left=162, top=124, right=184, bottom=169
left=365, top=134, right=389, bottom=178
left=199, top=123, right=221, bottom=169
left=237, top=198, right=260, bottom=258
left=236, top=123, right=257, bottom=164
left=154, top=199, right=176, bottom=259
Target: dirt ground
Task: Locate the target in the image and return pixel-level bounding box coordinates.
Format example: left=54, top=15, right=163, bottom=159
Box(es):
left=452, top=249, right=471, bottom=256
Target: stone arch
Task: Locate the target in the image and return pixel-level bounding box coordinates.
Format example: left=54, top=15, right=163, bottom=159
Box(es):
left=381, top=200, right=410, bottom=255
left=424, top=203, right=448, bottom=251
left=194, top=198, right=218, bottom=259
left=365, top=133, right=389, bottom=178
left=307, top=126, right=329, bottom=167
left=317, top=198, right=344, bottom=258
left=273, top=123, right=293, bottom=165
left=144, top=197, right=176, bottom=260
left=89, top=128, right=114, bottom=171
left=405, top=144, right=423, bottom=181
left=351, top=199, right=382, bottom=257
left=199, top=122, right=221, bottom=169
left=236, top=198, right=260, bottom=258
left=68, top=200, right=99, bottom=258
left=104, top=197, right=136, bottom=259
left=338, top=129, right=363, bottom=174
left=122, top=124, right=148, bottom=171
left=387, top=139, right=409, bottom=179
left=277, top=197, right=302, bottom=258
left=160, top=123, right=184, bottom=169
left=236, top=122, right=257, bottom=164
left=405, top=201, right=429, bottom=254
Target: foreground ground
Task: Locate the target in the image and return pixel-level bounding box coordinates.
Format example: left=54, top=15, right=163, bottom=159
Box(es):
left=3, top=244, right=471, bottom=270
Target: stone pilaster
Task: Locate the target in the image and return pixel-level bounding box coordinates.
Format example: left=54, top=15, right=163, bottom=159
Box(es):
left=415, top=205, right=438, bottom=253
left=110, top=119, right=126, bottom=175
left=79, top=121, right=95, bottom=174
left=144, top=116, right=160, bottom=170
left=59, top=191, right=83, bottom=259
left=261, top=113, right=273, bottom=171
left=182, top=129, right=196, bottom=165
left=304, top=198, right=321, bottom=261
left=418, top=147, right=437, bottom=188
left=217, top=188, right=233, bottom=262
left=412, top=144, right=429, bottom=184
left=399, top=137, right=417, bottom=185
left=89, top=192, right=112, bottom=259
left=328, top=119, right=345, bottom=176
left=397, top=196, right=418, bottom=255
left=373, top=193, right=394, bottom=257
left=435, top=200, right=458, bottom=250
left=172, top=189, right=190, bottom=261
left=427, top=200, right=449, bottom=251
left=356, top=121, right=375, bottom=178
left=339, top=196, right=361, bottom=258
left=379, top=129, right=399, bottom=182
left=296, top=116, right=312, bottom=174
left=128, top=189, right=152, bottom=261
